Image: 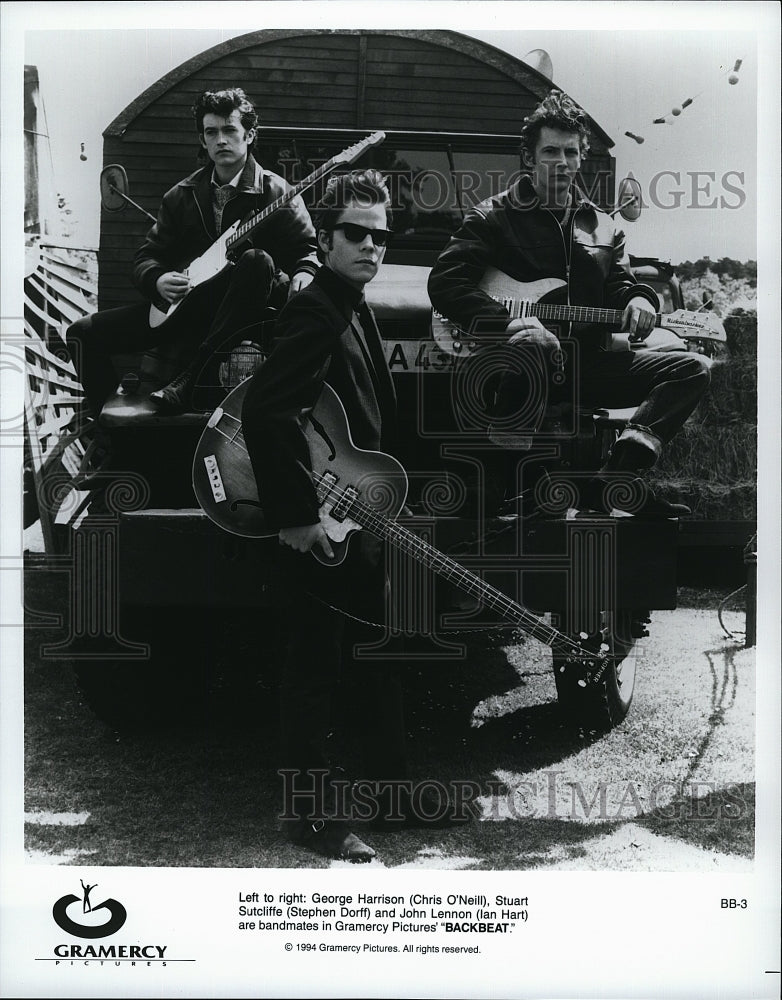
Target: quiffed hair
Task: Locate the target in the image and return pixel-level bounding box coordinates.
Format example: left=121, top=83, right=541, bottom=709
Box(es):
left=192, top=88, right=258, bottom=136
left=313, top=168, right=393, bottom=241
left=519, top=90, right=591, bottom=164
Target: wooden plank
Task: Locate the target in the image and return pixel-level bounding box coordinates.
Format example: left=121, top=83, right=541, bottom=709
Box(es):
left=363, top=75, right=528, bottom=98
left=364, top=57, right=503, bottom=81
left=25, top=361, right=81, bottom=392
left=137, top=91, right=359, bottom=127
left=34, top=268, right=94, bottom=314
left=40, top=258, right=99, bottom=297
left=40, top=249, right=97, bottom=275
left=184, top=55, right=360, bottom=74
left=24, top=292, right=66, bottom=328
left=363, top=94, right=530, bottom=120
left=27, top=274, right=88, bottom=324
left=25, top=362, right=81, bottom=393
left=256, top=33, right=360, bottom=51
left=148, top=71, right=360, bottom=106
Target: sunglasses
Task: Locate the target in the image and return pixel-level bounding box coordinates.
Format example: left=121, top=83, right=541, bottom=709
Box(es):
left=333, top=223, right=393, bottom=247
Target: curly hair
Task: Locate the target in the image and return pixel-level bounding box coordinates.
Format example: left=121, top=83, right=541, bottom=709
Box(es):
left=192, top=88, right=258, bottom=136
left=313, top=168, right=393, bottom=244
left=519, top=90, right=591, bottom=164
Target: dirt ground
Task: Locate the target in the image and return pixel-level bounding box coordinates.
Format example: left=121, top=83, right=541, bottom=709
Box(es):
left=21, top=568, right=756, bottom=872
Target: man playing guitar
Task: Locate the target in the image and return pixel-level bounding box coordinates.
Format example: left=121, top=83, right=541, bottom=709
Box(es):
left=428, top=90, right=711, bottom=517
left=66, top=88, right=319, bottom=480
left=241, top=170, right=468, bottom=863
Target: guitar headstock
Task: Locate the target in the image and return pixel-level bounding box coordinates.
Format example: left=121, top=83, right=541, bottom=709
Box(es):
left=333, top=131, right=386, bottom=167
left=559, top=632, right=611, bottom=687
left=662, top=310, right=727, bottom=342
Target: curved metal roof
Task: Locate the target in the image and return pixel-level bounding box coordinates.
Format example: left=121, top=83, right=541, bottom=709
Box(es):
left=104, top=28, right=614, bottom=148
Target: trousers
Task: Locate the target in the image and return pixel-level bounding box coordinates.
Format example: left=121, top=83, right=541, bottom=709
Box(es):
left=278, top=590, right=408, bottom=822
left=66, top=250, right=280, bottom=418
left=457, top=341, right=711, bottom=514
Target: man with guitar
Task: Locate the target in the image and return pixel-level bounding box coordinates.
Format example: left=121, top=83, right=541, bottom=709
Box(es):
left=428, top=90, right=711, bottom=517
left=66, top=88, right=319, bottom=475
left=241, top=170, right=464, bottom=862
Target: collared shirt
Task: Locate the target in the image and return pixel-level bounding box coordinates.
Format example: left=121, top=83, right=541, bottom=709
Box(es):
left=211, top=163, right=244, bottom=234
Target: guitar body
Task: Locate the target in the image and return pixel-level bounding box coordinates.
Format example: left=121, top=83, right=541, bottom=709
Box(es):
left=148, top=227, right=239, bottom=329
left=192, top=380, right=408, bottom=565
left=431, top=265, right=725, bottom=355
left=481, top=267, right=566, bottom=304
left=147, top=131, right=386, bottom=331
left=432, top=271, right=567, bottom=354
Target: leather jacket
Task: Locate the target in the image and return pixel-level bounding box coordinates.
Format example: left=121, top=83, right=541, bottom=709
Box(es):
left=133, top=154, right=319, bottom=311
left=428, top=175, right=659, bottom=352
left=242, top=265, right=397, bottom=530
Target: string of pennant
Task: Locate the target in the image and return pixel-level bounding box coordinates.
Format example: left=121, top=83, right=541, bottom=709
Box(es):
left=624, top=59, right=743, bottom=144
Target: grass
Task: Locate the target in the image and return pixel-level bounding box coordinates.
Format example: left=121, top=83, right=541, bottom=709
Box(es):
left=24, top=571, right=756, bottom=871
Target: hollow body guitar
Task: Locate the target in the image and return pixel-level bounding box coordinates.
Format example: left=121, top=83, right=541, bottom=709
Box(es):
left=432, top=265, right=726, bottom=356
left=148, top=130, right=386, bottom=329
left=192, top=379, right=611, bottom=684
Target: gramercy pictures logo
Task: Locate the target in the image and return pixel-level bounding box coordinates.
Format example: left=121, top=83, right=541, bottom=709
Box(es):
left=52, top=879, right=127, bottom=939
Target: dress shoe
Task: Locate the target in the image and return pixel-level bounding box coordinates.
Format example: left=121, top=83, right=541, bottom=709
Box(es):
left=284, top=818, right=376, bottom=863
left=149, top=365, right=196, bottom=413
left=580, top=477, right=691, bottom=518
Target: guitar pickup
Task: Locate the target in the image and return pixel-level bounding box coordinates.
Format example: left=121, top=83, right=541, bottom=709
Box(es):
left=316, top=470, right=339, bottom=505
left=331, top=485, right=359, bottom=522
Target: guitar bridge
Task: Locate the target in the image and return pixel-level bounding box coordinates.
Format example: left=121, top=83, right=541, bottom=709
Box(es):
left=330, top=485, right=359, bottom=522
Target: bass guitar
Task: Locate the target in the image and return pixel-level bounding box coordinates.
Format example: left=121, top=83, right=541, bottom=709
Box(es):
left=192, top=379, right=613, bottom=686
left=149, top=130, right=386, bottom=329
left=432, top=265, right=726, bottom=357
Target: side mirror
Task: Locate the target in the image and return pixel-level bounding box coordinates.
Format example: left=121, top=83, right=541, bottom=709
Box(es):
left=100, top=164, right=130, bottom=212
left=100, top=164, right=156, bottom=222
left=613, top=177, right=642, bottom=222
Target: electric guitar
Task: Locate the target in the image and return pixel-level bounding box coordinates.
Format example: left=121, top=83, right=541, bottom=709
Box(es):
left=432, top=266, right=726, bottom=357
left=192, top=379, right=612, bottom=681
left=149, top=130, right=386, bottom=329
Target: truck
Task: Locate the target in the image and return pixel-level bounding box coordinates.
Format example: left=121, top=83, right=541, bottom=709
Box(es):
left=23, top=28, right=738, bottom=734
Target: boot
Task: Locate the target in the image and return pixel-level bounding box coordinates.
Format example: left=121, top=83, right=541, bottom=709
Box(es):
left=580, top=476, right=691, bottom=518
left=149, top=361, right=199, bottom=413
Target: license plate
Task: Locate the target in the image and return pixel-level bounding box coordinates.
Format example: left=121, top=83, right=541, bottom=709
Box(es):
left=382, top=340, right=455, bottom=373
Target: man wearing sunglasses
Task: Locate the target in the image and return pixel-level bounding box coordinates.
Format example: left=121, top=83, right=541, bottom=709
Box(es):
left=242, top=170, right=419, bottom=863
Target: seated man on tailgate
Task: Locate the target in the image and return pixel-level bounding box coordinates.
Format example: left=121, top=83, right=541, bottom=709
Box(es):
left=428, top=90, right=710, bottom=517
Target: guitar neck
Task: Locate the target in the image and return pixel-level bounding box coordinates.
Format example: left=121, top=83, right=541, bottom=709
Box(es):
left=520, top=301, right=662, bottom=328
left=325, top=477, right=581, bottom=658
left=225, top=159, right=336, bottom=253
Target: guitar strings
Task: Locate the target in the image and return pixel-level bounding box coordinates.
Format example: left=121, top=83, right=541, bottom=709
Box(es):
left=210, top=412, right=593, bottom=659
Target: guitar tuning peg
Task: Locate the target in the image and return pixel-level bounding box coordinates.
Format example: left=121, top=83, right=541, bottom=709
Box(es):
left=577, top=679, right=587, bottom=688
left=599, top=643, right=610, bottom=654
left=579, top=631, right=589, bottom=640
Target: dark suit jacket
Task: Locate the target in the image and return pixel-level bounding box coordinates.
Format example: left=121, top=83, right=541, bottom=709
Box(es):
left=242, top=265, right=398, bottom=532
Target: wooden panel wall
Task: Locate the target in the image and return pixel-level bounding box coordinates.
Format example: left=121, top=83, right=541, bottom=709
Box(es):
left=99, top=30, right=614, bottom=309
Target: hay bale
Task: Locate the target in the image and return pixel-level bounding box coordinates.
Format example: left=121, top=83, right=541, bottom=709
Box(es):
left=724, top=311, right=757, bottom=360
left=649, top=312, right=756, bottom=521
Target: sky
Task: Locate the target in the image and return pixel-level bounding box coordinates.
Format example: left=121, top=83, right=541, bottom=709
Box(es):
left=6, top=1, right=778, bottom=263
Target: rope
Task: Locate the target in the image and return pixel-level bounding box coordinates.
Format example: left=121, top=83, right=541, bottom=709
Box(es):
left=717, top=584, right=747, bottom=640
